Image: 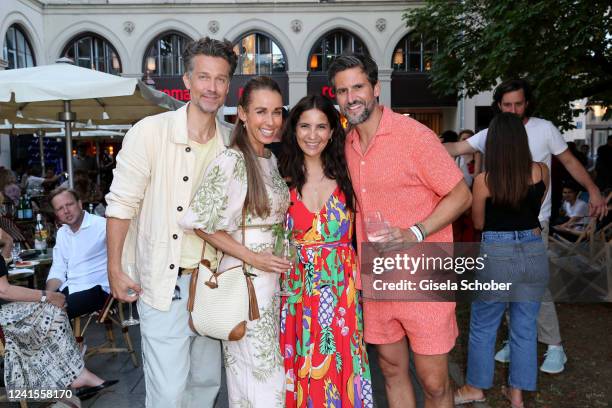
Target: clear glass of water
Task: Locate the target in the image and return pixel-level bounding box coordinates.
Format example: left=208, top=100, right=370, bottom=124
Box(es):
left=365, top=211, right=390, bottom=242
left=11, top=242, right=22, bottom=264
left=122, top=265, right=139, bottom=327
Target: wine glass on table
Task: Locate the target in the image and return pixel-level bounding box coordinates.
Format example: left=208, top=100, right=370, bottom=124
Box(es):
left=11, top=242, right=22, bottom=265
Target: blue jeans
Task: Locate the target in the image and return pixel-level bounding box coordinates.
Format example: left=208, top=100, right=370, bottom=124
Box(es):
left=466, top=229, right=548, bottom=391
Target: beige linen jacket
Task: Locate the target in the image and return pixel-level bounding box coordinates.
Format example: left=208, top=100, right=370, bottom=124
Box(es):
left=105, top=103, right=232, bottom=311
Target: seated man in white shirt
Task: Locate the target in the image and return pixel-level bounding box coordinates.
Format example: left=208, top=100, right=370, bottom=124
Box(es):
left=553, top=183, right=591, bottom=240
left=46, top=187, right=109, bottom=319
left=558, top=183, right=589, bottom=228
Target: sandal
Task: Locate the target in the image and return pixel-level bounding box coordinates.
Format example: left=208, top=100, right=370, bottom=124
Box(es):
left=75, top=379, right=119, bottom=401
left=454, top=386, right=486, bottom=405
left=501, top=385, right=525, bottom=408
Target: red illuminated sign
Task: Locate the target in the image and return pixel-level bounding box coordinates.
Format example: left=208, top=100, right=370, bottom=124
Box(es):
left=161, top=89, right=191, bottom=102
left=321, top=86, right=335, bottom=99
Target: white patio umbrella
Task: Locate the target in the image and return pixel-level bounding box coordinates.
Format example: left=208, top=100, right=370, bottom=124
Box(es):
left=45, top=129, right=126, bottom=138
left=0, top=60, right=184, bottom=187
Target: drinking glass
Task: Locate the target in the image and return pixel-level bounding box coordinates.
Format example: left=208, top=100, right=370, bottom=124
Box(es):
left=122, top=289, right=140, bottom=327
left=364, top=211, right=390, bottom=242
left=11, top=242, right=22, bottom=264
left=278, top=239, right=296, bottom=297
left=122, top=265, right=139, bottom=327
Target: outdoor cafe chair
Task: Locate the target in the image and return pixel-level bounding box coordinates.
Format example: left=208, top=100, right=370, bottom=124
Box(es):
left=72, top=294, right=139, bottom=368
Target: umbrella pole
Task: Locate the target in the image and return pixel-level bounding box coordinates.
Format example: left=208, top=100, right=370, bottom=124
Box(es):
left=95, top=139, right=101, bottom=186
left=36, top=130, right=45, bottom=176
left=58, top=100, right=76, bottom=189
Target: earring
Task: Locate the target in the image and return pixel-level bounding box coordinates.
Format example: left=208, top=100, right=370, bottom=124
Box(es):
left=243, top=123, right=246, bottom=129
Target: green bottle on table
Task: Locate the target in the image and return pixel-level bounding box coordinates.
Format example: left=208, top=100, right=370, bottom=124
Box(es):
left=16, top=196, right=25, bottom=219
left=34, top=213, right=48, bottom=254
left=24, top=194, right=33, bottom=219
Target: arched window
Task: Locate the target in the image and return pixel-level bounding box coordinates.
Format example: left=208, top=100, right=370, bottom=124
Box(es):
left=391, top=33, right=437, bottom=72
left=308, top=30, right=368, bottom=73
left=62, top=33, right=121, bottom=74
left=232, top=32, right=286, bottom=75
left=2, top=24, right=35, bottom=69
left=143, top=32, right=192, bottom=76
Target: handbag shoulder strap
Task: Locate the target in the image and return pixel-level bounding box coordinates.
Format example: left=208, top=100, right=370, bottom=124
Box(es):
left=194, top=229, right=215, bottom=269
left=239, top=204, right=251, bottom=276
left=195, top=203, right=248, bottom=272
left=240, top=204, right=247, bottom=246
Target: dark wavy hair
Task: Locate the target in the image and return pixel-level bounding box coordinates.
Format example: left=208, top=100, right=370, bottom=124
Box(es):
left=232, top=76, right=283, bottom=218
left=491, top=79, right=535, bottom=117
left=182, top=37, right=238, bottom=79
left=328, top=53, right=378, bottom=89
left=485, top=112, right=533, bottom=208
left=279, top=95, right=355, bottom=211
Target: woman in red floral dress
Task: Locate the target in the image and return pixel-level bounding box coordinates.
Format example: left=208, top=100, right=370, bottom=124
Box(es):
left=279, top=95, right=372, bottom=408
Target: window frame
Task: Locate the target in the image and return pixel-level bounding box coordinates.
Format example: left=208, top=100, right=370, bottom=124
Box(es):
left=307, top=30, right=369, bottom=73
left=392, top=32, right=438, bottom=73
left=232, top=31, right=287, bottom=75
left=143, top=31, right=192, bottom=77
left=61, top=32, right=122, bottom=74
left=2, top=24, right=36, bottom=69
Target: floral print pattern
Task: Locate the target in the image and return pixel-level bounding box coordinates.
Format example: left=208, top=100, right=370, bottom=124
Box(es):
left=189, top=149, right=289, bottom=407
left=280, top=187, right=372, bottom=408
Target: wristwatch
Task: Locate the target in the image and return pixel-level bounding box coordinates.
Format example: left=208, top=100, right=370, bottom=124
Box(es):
left=40, top=290, right=47, bottom=303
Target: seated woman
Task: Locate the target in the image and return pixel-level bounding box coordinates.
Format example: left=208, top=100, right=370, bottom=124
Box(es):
left=0, top=256, right=117, bottom=400
left=0, top=168, right=20, bottom=206
left=0, top=192, right=31, bottom=248
left=0, top=227, right=13, bottom=259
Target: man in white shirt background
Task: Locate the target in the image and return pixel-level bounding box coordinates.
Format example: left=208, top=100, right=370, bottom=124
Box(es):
left=553, top=182, right=590, bottom=236
left=46, top=187, right=109, bottom=319
left=446, top=79, right=608, bottom=375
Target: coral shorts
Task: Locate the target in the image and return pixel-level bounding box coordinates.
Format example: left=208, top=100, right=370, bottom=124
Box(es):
left=363, top=301, right=458, bottom=355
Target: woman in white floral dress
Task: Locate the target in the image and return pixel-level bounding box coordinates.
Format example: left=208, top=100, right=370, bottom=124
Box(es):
left=182, top=76, right=291, bottom=407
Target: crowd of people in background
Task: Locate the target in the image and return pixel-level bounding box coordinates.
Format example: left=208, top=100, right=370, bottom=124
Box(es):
left=0, top=36, right=610, bottom=408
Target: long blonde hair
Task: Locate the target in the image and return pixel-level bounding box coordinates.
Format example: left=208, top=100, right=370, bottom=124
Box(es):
left=231, top=76, right=282, bottom=218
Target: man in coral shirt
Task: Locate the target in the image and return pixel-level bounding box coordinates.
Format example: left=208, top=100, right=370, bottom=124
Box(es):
left=328, top=54, right=472, bottom=408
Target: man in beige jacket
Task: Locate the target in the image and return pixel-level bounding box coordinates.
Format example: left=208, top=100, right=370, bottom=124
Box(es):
left=105, top=37, right=236, bottom=408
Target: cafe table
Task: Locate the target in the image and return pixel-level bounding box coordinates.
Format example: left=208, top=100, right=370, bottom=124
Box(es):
left=6, top=249, right=54, bottom=289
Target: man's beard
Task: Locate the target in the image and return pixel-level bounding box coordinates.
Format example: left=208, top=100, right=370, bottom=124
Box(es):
left=193, top=92, right=222, bottom=114
left=344, top=99, right=375, bottom=125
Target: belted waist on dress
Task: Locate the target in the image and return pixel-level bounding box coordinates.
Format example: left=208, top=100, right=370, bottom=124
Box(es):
left=293, top=240, right=352, bottom=249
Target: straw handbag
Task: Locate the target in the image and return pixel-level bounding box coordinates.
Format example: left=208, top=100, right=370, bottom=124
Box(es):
left=187, top=207, right=260, bottom=341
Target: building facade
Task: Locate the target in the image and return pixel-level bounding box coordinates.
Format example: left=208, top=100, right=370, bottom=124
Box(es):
left=1, top=0, right=595, bottom=169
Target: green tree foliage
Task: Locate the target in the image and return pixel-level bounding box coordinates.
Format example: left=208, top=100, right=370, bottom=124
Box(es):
left=404, top=1, right=612, bottom=129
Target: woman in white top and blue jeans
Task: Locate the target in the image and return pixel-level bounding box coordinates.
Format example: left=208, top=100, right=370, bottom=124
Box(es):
left=455, top=112, right=550, bottom=408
